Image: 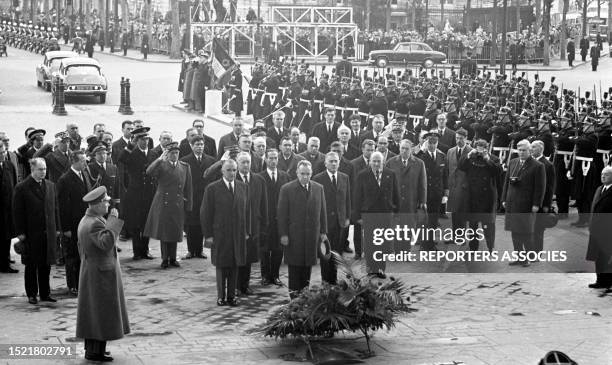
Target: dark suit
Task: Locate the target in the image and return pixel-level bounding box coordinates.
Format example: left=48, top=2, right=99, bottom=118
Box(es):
left=416, top=149, right=449, bottom=238
left=277, top=152, right=305, bottom=179
left=277, top=180, right=327, bottom=296
left=201, top=179, right=249, bottom=300
left=298, top=151, right=326, bottom=175
left=87, top=161, right=119, bottom=202
left=0, top=160, right=17, bottom=271
left=533, top=155, right=556, bottom=253
left=587, top=185, right=612, bottom=286
left=118, top=145, right=157, bottom=257
left=349, top=155, right=370, bottom=255
left=180, top=153, right=216, bottom=256
left=236, top=172, right=268, bottom=292
left=57, top=169, right=90, bottom=290
left=313, top=171, right=351, bottom=284
left=341, top=143, right=361, bottom=161
left=111, top=137, right=129, bottom=225
left=45, top=150, right=70, bottom=183
left=217, top=133, right=240, bottom=159
left=502, top=157, right=546, bottom=254
left=267, top=127, right=289, bottom=149
left=13, top=176, right=60, bottom=298
left=178, top=136, right=216, bottom=159
left=259, top=169, right=290, bottom=282
left=310, top=122, right=340, bottom=153
left=436, top=128, right=456, bottom=154
left=353, top=167, right=399, bottom=273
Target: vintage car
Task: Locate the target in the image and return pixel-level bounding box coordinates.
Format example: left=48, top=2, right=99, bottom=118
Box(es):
left=52, top=57, right=108, bottom=103
left=368, top=42, right=447, bottom=68
left=36, top=51, right=79, bottom=91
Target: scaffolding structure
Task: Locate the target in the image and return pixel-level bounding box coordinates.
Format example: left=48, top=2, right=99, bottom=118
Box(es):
left=189, top=6, right=358, bottom=60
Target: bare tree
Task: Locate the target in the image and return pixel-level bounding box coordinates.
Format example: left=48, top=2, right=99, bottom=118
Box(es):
left=145, top=0, right=153, bottom=47
left=121, top=0, right=129, bottom=31
left=560, top=0, right=569, bottom=60
left=543, top=0, right=553, bottom=65
left=490, top=0, right=498, bottom=66
left=535, top=0, right=541, bottom=31
left=465, top=0, right=471, bottom=30
left=169, top=0, right=181, bottom=58
left=440, top=0, right=445, bottom=29
left=385, top=0, right=391, bottom=31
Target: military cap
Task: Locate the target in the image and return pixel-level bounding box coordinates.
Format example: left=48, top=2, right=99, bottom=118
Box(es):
left=28, top=129, right=46, bottom=140
left=250, top=121, right=266, bottom=135
left=424, top=129, right=441, bottom=139
left=54, top=131, right=70, bottom=141
left=391, top=122, right=403, bottom=132
left=92, top=141, right=109, bottom=154
left=82, top=186, right=111, bottom=204
left=166, top=141, right=180, bottom=152
left=131, top=126, right=150, bottom=139
left=456, top=128, right=468, bottom=137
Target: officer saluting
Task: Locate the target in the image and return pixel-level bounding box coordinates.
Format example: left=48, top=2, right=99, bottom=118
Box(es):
left=76, top=186, right=129, bottom=362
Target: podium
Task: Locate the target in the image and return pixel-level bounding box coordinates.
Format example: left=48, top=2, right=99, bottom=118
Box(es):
left=205, top=90, right=223, bottom=116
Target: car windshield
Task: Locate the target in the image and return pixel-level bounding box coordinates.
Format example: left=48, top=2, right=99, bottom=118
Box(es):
left=65, top=65, right=100, bottom=76
left=395, top=44, right=410, bottom=51
left=50, top=58, right=64, bottom=70
left=421, top=44, right=433, bottom=51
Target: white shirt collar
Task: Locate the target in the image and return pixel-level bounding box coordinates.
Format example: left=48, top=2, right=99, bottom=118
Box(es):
left=71, top=167, right=81, bottom=176
left=241, top=171, right=250, bottom=180
left=223, top=177, right=233, bottom=189
left=123, top=137, right=130, bottom=144
left=139, top=147, right=148, bottom=154
left=327, top=170, right=337, bottom=180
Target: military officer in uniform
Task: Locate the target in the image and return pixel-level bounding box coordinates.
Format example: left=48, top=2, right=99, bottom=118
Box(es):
left=76, top=186, right=129, bottom=362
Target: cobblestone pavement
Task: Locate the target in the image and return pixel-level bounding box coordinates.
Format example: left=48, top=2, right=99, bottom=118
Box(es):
left=0, top=212, right=611, bottom=365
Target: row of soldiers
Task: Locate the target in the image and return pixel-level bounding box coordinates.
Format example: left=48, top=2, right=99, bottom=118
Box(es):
left=243, top=58, right=612, bottom=228
left=0, top=22, right=60, bottom=53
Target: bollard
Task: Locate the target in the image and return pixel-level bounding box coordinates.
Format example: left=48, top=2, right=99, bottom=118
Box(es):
left=118, top=76, right=126, bottom=113
left=54, top=78, right=67, bottom=116
left=122, top=78, right=134, bottom=115
left=51, top=75, right=59, bottom=113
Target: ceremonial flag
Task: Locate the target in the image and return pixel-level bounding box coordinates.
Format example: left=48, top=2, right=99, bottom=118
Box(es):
left=211, top=37, right=235, bottom=88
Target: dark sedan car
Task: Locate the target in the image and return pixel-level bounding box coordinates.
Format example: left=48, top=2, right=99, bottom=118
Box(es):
left=368, top=42, right=447, bottom=68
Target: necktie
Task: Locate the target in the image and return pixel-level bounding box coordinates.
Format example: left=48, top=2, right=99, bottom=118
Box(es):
left=229, top=182, right=234, bottom=195
left=604, top=186, right=609, bottom=193
left=403, top=159, right=408, bottom=167
left=243, top=174, right=249, bottom=184
left=458, top=148, right=462, bottom=158
left=328, top=125, right=332, bottom=133
left=197, top=155, right=201, bottom=163
left=430, top=152, right=435, bottom=160
left=271, top=171, right=276, bottom=183
left=332, top=174, right=337, bottom=188
left=376, top=171, right=381, bottom=186
left=79, top=172, right=84, bottom=182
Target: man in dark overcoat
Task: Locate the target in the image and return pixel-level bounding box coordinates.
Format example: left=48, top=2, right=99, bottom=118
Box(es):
left=217, top=117, right=244, bottom=158
left=446, top=128, right=471, bottom=242
left=353, top=151, right=399, bottom=273
left=313, top=152, right=350, bottom=284
left=579, top=35, right=589, bottom=62
left=144, top=142, right=193, bottom=268
left=57, top=150, right=91, bottom=295
left=228, top=62, right=244, bottom=116
left=180, top=136, right=215, bottom=259
left=0, top=142, right=18, bottom=273
left=88, top=143, right=119, bottom=202
left=111, top=120, right=133, bottom=240
left=278, top=160, right=328, bottom=298
left=349, top=139, right=376, bottom=258
left=45, top=132, right=71, bottom=183
left=13, top=158, right=60, bottom=304
left=141, top=32, right=149, bottom=60
left=586, top=166, right=612, bottom=289
left=502, top=139, right=545, bottom=267
left=117, top=127, right=157, bottom=260
left=590, top=44, right=600, bottom=71
left=531, top=140, right=556, bottom=254
left=76, top=186, right=129, bottom=362
left=236, top=152, right=268, bottom=295
left=310, top=108, right=340, bottom=153
left=458, top=139, right=503, bottom=251
left=278, top=136, right=306, bottom=179
left=259, top=149, right=290, bottom=286
left=566, top=38, right=575, bottom=66
left=121, top=29, right=129, bottom=56
left=386, top=139, right=427, bottom=220
left=202, top=159, right=249, bottom=307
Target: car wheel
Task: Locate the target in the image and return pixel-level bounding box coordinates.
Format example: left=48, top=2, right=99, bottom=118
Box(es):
left=100, top=95, right=106, bottom=104
left=423, top=59, right=434, bottom=68
left=376, top=57, right=388, bottom=68
left=45, top=82, right=51, bottom=92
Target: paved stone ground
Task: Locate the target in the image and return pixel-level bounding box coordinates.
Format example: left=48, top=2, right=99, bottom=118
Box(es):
left=0, top=211, right=610, bottom=365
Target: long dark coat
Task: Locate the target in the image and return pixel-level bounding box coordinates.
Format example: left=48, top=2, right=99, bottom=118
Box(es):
left=88, top=161, right=119, bottom=201
left=76, top=210, right=130, bottom=341
left=57, top=169, right=90, bottom=235
left=201, top=179, right=249, bottom=268
left=0, top=161, right=17, bottom=241
left=458, top=153, right=503, bottom=223
left=45, top=149, right=70, bottom=183
left=590, top=45, right=600, bottom=66
left=586, top=185, right=612, bottom=262
left=144, top=160, right=193, bottom=242
left=117, top=145, right=156, bottom=231
left=12, top=176, right=60, bottom=265
left=259, top=169, right=290, bottom=251
left=446, top=145, right=472, bottom=213
left=277, top=180, right=327, bottom=267
left=236, top=173, right=268, bottom=263
left=386, top=155, right=427, bottom=214
left=180, top=153, right=216, bottom=226
left=502, top=157, right=546, bottom=233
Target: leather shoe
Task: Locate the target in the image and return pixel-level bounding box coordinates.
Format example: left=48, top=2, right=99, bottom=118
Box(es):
left=85, top=354, right=113, bottom=362
left=183, top=252, right=194, bottom=259
left=240, top=287, right=254, bottom=296
left=196, top=253, right=207, bottom=259
left=217, top=298, right=226, bottom=306
left=343, top=247, right=353, bottom=254
left=143, top=254, right=155, bottom=260
left=69, top=288, right=78, bottom=296
left=161, top=260, right=169, bottom=269
left=273, top=278, right=284, bottom=286
left=132, top=255, right=143, bottom=261
left=9, top=258, right=15, bottom=264
left=28, top=297, right=37, bottom=305
left=227, top=297, right=238, bottom=306
left=354, top=253, right=362, bottom=260
left=508, top=260, right=522, bottom=266
left=0, top=266, right=19, bottom=273
left=261, top=278, right=272, bottom=286
left=588, top=282, right=611, bottom=289
left=40, top=296, right=57, bottom=302
left=169, top=260, right=180, bottom=268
